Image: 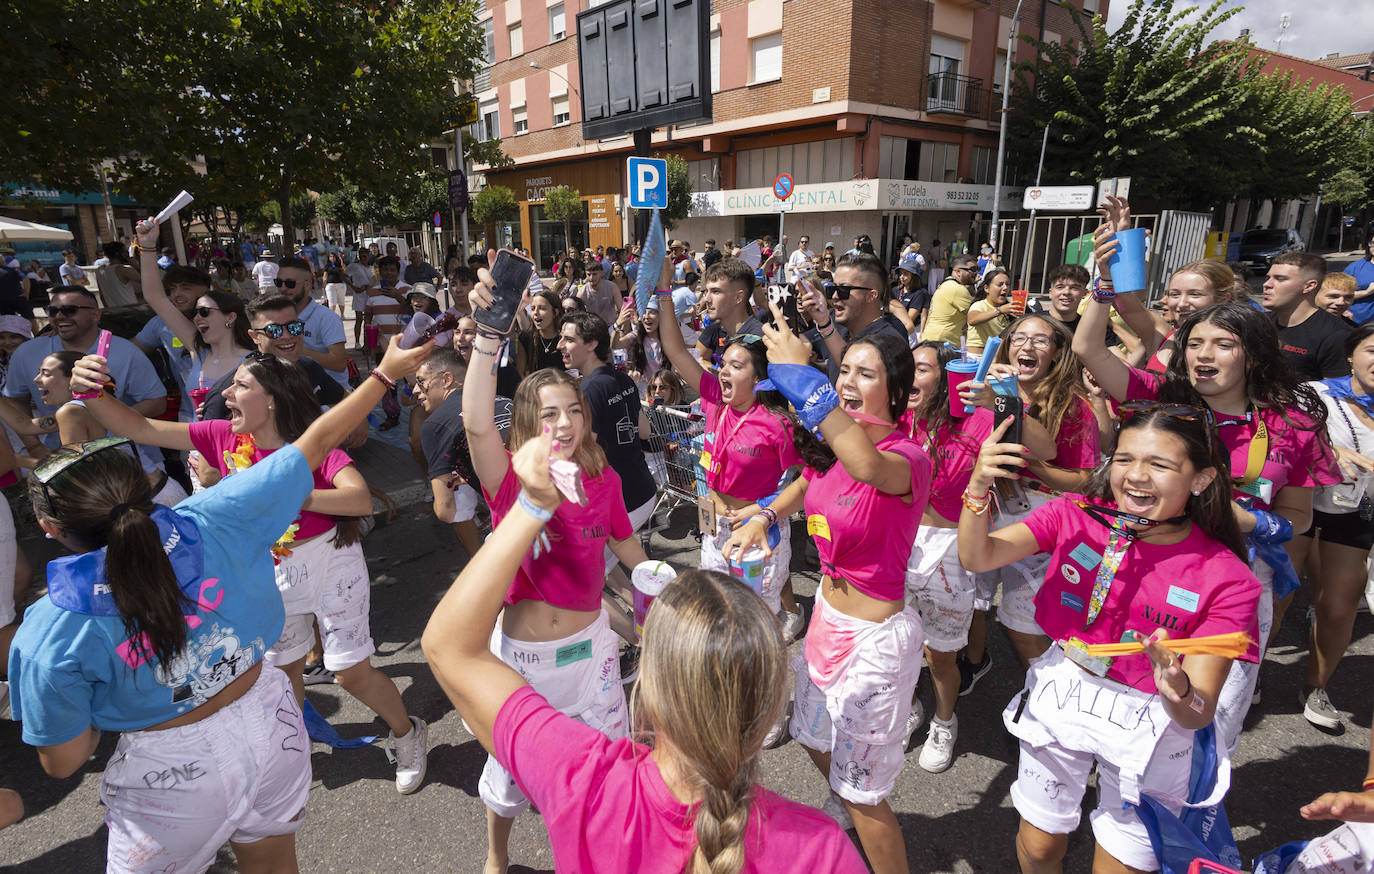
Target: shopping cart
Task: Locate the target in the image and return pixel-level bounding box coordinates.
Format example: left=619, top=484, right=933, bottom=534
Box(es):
left=640, top=402, right=707, bottom=551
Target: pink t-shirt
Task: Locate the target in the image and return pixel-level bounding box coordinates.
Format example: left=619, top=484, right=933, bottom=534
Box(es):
left=1022, top=498, right=1262, bottom=690
left=188, top=418, right=353, bottom=541
left=484, top=459, right=633, bottom=612
left=1044, top=395, right=1100, bottom=471
left=908, top=408, right=993, bottom=523
left=803, top=431, right=931, bottom=601
left=1125, top=368, right=1340, bottom=509
left=494, top=685, right=868, bottom=874
left=698, top=373, right=802, bottom=500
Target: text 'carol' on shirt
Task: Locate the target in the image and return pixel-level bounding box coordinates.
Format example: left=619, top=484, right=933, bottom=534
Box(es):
left=482, top=457, right=633, bottom=612
left=802, top=430, right=932, bottom=601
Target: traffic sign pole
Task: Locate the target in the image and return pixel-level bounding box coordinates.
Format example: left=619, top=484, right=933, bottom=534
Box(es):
left=772, top=174, right=794, bottom=267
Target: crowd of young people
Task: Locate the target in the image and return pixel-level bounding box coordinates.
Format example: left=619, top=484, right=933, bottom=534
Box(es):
left=3, top=195, right=1374, bottom=874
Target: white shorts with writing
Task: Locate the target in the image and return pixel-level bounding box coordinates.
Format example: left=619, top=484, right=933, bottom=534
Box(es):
left=699, top=517, right=791, bottom=614
left=100, top=665, right=309, bottom=874
left=480, top=609, right=628, bottom=817
left=905, top=525, right=976, bottom=651
left=266, top=534, right=375, bottom=672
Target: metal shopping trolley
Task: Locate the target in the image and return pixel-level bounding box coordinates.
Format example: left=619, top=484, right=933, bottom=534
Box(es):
left=640, top=402, right=707, bottom=551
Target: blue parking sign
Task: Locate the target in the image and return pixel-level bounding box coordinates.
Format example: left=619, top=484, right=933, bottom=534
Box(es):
left=627, top=157, right=668, bottom=209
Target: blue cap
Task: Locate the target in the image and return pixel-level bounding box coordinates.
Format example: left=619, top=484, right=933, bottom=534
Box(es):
left=897, top=254, right=923, bottom=274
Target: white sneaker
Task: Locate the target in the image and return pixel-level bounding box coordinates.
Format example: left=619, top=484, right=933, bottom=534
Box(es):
left=919, top=716, right=958, bottom=773
left=821, top=793, right=853, bottom=831
left=385, top=716, right=428, bottom=794
left=779, top=607, right=805, bottom=643
left=903, top=699, right=925, bottom=749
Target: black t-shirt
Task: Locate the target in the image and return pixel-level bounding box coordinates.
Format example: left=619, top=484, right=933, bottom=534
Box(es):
left=900, top=286, right=932, bottom=314
left=199, top=356, right=348, bottom=421
left=581, top=363, right=656, bottom=510
left=820, top=312, right=909, bottom=381
left=524, top=331, right=566, bottom=373
left=420, top=388, right=513, bottom=485
left=1277, top=308, right=1353, bottom=380
left=696, top=315, right=765, bottom=368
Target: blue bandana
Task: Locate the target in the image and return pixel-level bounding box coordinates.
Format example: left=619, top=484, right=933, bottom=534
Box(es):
left=46, top=506, right=206, bottom=617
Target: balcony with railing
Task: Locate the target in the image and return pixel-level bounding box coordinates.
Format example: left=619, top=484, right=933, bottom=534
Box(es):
left=924, top=72, right=990, bottom=119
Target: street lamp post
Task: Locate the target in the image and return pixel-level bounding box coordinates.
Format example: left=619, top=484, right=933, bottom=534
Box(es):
left=990, top=0, right=1027, bottom=257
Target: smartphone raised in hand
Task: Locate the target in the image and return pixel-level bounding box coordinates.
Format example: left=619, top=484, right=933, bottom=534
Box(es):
left=474, top=248, right=535, bottom=335
left=992, top=395, right=1024, bottom=474
left=766, top=283, right=801, bottom=332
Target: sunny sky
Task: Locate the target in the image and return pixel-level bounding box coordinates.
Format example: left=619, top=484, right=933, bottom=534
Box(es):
left=1104, top=0, right=1374, bottom=61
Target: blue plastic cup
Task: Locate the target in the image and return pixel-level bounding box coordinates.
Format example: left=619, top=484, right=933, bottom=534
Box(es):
left=1107, top=227, right=1148, bottom=294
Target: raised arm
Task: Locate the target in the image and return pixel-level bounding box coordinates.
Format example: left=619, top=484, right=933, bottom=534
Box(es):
left=134, top=220, right=199, bottom=350
left=422, top=432, right=558, bottom=753
left=1071, top=224, right=1133, bottom=402
left=465, top=253, right=524, bottom=493
left=760, top=303, right=911, bottom=496
left=957, top=418, right=1041, bottom=571
left=68, top=357, right=195, bottom=451
left=797, top=278, right=846, bottom=366
left=652, top=257, right=708, bottom=393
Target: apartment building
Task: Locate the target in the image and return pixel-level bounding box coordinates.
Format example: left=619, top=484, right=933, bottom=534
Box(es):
left=471, top=0, right=1109, bottom=268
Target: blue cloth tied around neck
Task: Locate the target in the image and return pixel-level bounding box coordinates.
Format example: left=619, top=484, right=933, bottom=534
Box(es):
left=1320, top=376, right=1374, bottom=418
left=758, top=363, right=837, bottom=435
left=47, top=506, right=204, bottom=616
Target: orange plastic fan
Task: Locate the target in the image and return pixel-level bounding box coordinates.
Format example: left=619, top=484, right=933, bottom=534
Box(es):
left=1081, top=631, right=1254, bottom=659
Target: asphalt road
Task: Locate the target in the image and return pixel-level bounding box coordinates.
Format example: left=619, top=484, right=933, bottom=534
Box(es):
left=3, top=494, right=1373, bottom=873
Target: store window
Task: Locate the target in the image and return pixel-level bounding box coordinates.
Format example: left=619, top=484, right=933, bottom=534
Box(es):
left=530, top=202, right=589, bottom=270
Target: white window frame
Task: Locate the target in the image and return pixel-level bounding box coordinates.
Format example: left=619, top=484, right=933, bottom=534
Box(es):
left=479, top=99, right=500, bottom=140
left=512, top=105, right=528, bottom=135
left=508, top=22, right=523, bottom=57
left=710, top=28, right=721, bottom=93
left=548, top=2, right=566, bottom=41
left=552, top=96, right=570, bottom=126
left=749, top=32, right=782, bottom=85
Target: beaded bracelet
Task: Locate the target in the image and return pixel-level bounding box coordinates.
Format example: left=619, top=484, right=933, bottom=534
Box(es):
left=760, top=506, right=778, bottom=525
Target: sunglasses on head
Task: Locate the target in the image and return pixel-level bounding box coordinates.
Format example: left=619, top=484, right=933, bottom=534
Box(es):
left=273, top=278, right=301, bottom=289
left=1117, top=400, right=1208, bottom=421
left=45, top=304, right=96, bottom=318
left=33, top=436, right=131, bottom=507
left=252, top=319, right=305, bottom=339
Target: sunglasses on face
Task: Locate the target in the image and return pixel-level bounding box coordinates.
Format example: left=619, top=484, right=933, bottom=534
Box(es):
left=45, top=304, right=96, bottom=318
left=826, top=283, right=872, bottom=301
left=273, top=278, right=301, bottom=289
left=34, top=436, right=131, bottom=507
left=194, top=306, right=222, bottom=318
left=252, top=319, right=305, bottom=339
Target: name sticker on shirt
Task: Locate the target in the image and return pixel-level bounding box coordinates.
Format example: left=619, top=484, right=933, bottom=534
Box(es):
left=1068, top=542, right=1103, bottom=571
left=1165, top=585, right=1200, bottom=613
left=1060, top=591, right=1085, bottom=611
left=555, top=640, right=593, bottom=667
left=807, top=514, right=831, bottom=540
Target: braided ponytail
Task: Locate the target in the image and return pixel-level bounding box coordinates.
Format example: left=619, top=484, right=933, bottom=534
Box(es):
left=633, top=569, right=787, bottom=874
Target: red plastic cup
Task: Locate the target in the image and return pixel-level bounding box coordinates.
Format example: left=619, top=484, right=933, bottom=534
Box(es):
left=1009, top=288, right=1029, bottom=317
left=188, top=387, right=209, bottom=410
left=364, top=325, right=380, bottom=349
left=945, top=359, right=980, bottom=418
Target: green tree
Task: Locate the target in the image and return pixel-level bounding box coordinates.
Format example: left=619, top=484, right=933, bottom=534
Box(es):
left=318, top=184, right=362, bottom=230
left=471, top=185, right=520, bottom=247
left=543, top=186, right=584, bottom=254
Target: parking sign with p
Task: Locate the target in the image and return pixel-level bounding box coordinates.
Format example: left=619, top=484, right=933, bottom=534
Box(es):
left=627, top=157, right=668, bottom=210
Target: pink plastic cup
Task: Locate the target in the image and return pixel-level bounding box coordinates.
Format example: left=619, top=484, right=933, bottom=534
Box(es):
left=945, top=359, right=980, bottom=418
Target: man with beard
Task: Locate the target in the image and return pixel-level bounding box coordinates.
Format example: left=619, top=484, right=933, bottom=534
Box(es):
left=2, top=287, right=165, bottom=446
left=412, top=346, right=512, bottom=558
left=921, top=253, right=977, bottom=345
left=800, top=251, right=907, bottom=381
left=274, top=256, right=349, bottom=388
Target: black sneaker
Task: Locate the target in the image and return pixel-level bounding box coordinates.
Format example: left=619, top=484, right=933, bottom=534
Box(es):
left=957, top=652, right=992, bottom=697
left=303, top=663, right=336, bottom=686
left=620, top=646, right=640, bottom=685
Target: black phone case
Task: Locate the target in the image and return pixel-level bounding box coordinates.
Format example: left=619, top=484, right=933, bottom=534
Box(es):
left=475, top=250, right=534, bottom=334
left=766, top=283, right=800, bottom=332
left=993, top=395, right=1024, bottom=473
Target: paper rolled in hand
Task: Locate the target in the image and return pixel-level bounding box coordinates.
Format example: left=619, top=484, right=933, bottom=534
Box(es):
left=1081, top=631, right=1254, bottom=659
left=153, top=190, right=194, bottom=226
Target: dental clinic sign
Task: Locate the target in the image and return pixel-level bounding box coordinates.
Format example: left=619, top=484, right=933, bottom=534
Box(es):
left=690, top=178, right=1020, bottom=217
